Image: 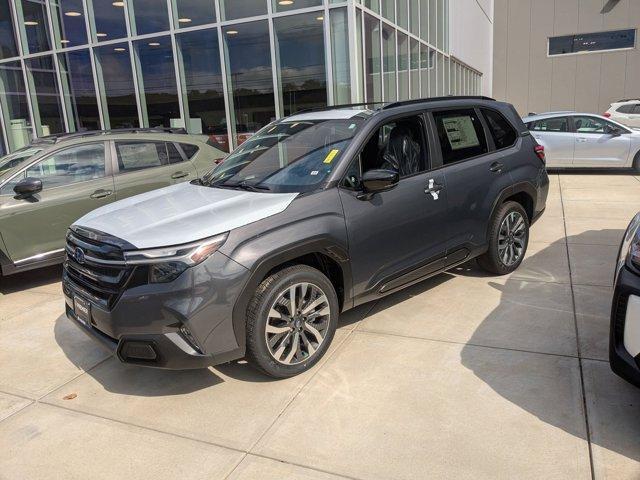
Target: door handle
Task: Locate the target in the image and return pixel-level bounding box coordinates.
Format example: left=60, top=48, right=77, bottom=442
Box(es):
left=489, top=162, right=504, bottom=173
left=90, top=189, right=113, bottom=199
left=425, top=179, right=443, bottom=200
left=576, top=137, right=588, bottom=143
left=171, top=171, right=189, bottom=179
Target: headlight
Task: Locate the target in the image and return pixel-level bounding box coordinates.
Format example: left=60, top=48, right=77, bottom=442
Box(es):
left=124, top=232, right=229, bottom=283
left=617, top=214, right=640, bottom=277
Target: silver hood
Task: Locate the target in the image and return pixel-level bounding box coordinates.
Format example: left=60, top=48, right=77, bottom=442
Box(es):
left=73, top=182, right=298, bottom=249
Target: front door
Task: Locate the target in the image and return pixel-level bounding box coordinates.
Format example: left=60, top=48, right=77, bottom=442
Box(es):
left=0, top=142, right=115, bottom=262
left=572, top=116, right=631, bottom=167
left=339, top=114, right=450, bottom=304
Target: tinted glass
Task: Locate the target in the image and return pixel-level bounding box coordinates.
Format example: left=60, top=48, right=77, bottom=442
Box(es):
left=223, top=21, right=275, bottom=147
left=96, top=44, right=139, bottom=128
left=116, top=141, right=170, bottom=171
left=131, top=0, right=169, bottom=35
left=273, top=0, right=321, bottom=12
left=0, top=61, right=33, bottom=150
left=397, top=0, right=408, bottom=30
left=59, top=50, right=101, bottom=131
left=330, top=8, right=350, bottom=105
left=398, top=32, right=409, bottom=100
left=275, top=13, right=327, bottom=116
left=93, top=0, right=127, bottom=41
left=635, top=106, right=640, bottom=114
left=178, top=29, right=228, bottom=151
left=21, top=0, right=52, bottom=53
left=380, top=0, right=394, bottom=22
left=179, top=143, right=199, bottom=159
left=549, top=29, right=636, bottom=55
left=617, top=104, right=637, bottom=114
left=134, top=38, right=180, bottom=127
left=166, top=142, right=184, bottom=164
left=409, top=0, right=419, bottom=35
left=203, top=118, right=366, bottom=193
left=433, top=109, right=488, bottom=164
left=382, top=23, right=396, bottom=101
left=482, top=109, right=517, bottom=150
left=25, top=56, right=65, bottom=135
left=410, top=39, right=420, bottom=99
left=364, top=13, right=381, bottom=103
left=573, top=116, right=610, bottom=134
left=219, top=0, right=267, bottom=21
left=531, top=117, right=569, bottom=132
left=0, top=148, right=41, bottom=178
left=25, top=144, right=105, bottom=189
left=175, top=0, right=216, bottom=27
left=0, top=0, right=18, bottom=59
left=52, top=0, right=87, bottom=48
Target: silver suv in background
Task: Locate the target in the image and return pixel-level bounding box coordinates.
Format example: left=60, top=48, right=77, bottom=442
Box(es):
left=605, top=99, right=640, bottom=128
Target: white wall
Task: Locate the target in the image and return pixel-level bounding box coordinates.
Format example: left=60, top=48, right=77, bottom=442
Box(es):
left=449, top=0, right=494, bottom=96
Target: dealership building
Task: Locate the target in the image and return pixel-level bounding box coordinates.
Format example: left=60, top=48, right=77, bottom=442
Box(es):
left=0, top=0, right=492, bottom=155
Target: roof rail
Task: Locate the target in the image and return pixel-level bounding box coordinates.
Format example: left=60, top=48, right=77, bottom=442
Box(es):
left=382, top=95, right=496, bottom=110
left=293, top=102, right=387, bottom=115
left=31, top=127, right=188, bottom=145
left=617, top=98, right=640, bottom=103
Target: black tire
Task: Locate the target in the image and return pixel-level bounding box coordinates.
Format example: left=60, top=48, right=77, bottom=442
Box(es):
left=245, top=265, right=339, bottom=378
left=477, top=201, right=529, bottom=275
left=633, top=151, right=640, bottom=173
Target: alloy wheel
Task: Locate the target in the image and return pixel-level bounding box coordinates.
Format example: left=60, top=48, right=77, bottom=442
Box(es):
left=265, top=282, right=331, bottom=365
left=498, top=211, right=526, bottom=267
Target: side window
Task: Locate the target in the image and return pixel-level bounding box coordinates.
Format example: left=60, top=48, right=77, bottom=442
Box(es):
left=116, top=142, right=169, bottom=172
left=530, top=117, right=569, bottom=132
left=573, top=116, right=608, bottom=134
left=0, top=172, right=26, bottom=195
left=617, top=104, right=635, bottom=114
left=433, top=109, right=488, bottom=165
left=21, top=144, right=105, bottom=190
left=179, top=143, right=199, bottom=159
left=633, top=105, right=640, bottom=114
left=166, top=142, right=185, bottom=164
left=481, top=109, right=517, bottom=150
left=344, top=115, right=428, bottom=188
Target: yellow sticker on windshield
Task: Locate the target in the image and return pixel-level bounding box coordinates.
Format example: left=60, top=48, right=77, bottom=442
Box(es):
left=323, top=149, right=340, bottom=164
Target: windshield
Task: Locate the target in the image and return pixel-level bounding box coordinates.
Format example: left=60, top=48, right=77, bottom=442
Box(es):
left=0, top=148, right=42, bottom=179
left=202, top=117, right=366, bottom=193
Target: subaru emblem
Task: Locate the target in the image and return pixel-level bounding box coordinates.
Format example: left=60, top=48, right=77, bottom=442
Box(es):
left=74, top=247, right=86, bottom=264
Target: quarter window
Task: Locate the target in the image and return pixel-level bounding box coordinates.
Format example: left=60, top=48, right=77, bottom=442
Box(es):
left=481, top=109, right=517, bottom=150
left=116, top=141, right=173, bottom=172
left=179, top=143, right=199, bottom=159
left=433, top=109, right=488, bottom=165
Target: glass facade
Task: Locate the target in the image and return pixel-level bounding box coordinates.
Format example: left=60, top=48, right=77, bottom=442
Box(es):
left=0, top=0, right=483, bottom=153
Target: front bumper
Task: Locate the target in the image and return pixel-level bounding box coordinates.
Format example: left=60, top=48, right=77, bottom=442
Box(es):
left=63, top=252, right=250, bottom=370
left=610, top=266, right=640, bottom=387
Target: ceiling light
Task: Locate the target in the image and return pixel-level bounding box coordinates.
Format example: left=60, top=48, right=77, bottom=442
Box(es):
left=114, top=47, right=126, bottom=52
left=60, top=39, right=70, bottom=44
left=112, top=1, right=124, bottom=6
left=178, top=17, right=192, bottom=23
left=148, top=42, right=160, bottom=46
left=64, top=11, right=82, bottom=17
left=316, top=15, right=324, bottom=20
left=24, top=20, right=39, bottom=26
left=96, top=32, right=107, bottom=37
left=279, top=0, right=294, bottom=5
left=226, top=30, right=238, bottom=35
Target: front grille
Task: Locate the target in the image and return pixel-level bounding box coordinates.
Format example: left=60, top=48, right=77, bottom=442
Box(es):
left=64, top=230, right=135, bottom=309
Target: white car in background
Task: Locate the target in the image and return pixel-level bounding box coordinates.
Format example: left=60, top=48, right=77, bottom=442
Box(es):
left=523, top=112, right=640, bottom=170
left=605, top=99, right=640, bottom=128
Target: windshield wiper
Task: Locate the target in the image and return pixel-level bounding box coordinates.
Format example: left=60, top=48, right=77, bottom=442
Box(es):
left=221, top=180, right=271, bottom=192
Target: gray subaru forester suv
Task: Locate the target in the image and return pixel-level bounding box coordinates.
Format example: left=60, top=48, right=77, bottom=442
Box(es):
left=63, top=97, right=549, bottom=378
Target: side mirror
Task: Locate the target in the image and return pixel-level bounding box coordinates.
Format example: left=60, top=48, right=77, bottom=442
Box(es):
left=361, top=169, right=399, bottom=194
left=14, top=177, right=43, bottom=197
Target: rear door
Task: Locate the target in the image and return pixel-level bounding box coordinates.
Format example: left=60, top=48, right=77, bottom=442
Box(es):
left=111, top=140, right=197, bottom=200
left=432, top=107, right=516, bottom=254
left=0, top=142, right=115, bottom=262
left=571, top=115, right=631, bottom=167
left=529, top=116, right=574, bottom=167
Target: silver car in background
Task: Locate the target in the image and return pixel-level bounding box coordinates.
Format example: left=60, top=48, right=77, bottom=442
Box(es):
left=523, top=112, right=640, bottom=170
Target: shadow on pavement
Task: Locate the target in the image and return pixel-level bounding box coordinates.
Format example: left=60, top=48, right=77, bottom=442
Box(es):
left=0, top=264, right=62, bottom=295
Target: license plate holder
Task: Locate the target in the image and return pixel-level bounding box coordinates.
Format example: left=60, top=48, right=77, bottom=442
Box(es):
left=73, top=296, right=91, bottom=326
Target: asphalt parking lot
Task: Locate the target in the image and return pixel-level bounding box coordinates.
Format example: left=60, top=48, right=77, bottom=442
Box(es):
left=0, top=173, right=639, bottom=480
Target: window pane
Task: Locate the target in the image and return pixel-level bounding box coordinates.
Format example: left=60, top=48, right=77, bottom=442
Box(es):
left=436, top=53, right=444, bottom=95
left=380, top=0, right=394, bottom=22
left=420, top=43, right=428, bottom=97
left=134, top=37, right=180, bottom=127
left=166, top=142, right=184, bottom=164
left=21, top=0, right=52, bottom=53
left=482, top=109, right=517, bottom=150
left=93, top=0, right=127, bottom=42
left=131, top=0, right=169, bottom=35
left=420, top=0, right=428, bottom=42
left=437, top=0, right=444, bottom=49
left=51, top=0, right=87, bottom=48
left=362, top=0, right=379, bottom=13
left=573, top=116, right=608, bottom=134
left=96, top=43, right=139, bottom=128
left=179, top=142, right=198, bottom=159
left=177, top=28, right=228, bottom=151
left=26, top=144, right=105, bottom=188
left=0, top=0, right=19, bottom=59
left=219, top=0, right=266, bottom=21
left=531, top=117, right=569, bottom=132
left=116, top=141, right=169, bottom=171
left=273, top=0, right=321, bottom=13
left=549, top=29, right=636, bottom=56
left=409, top=38, right=419, bottom=99
left=397, top=0, right=408, bottom=30
left=409, top=0, right=419, bottom=35
left=174, top=0, right=216, bottom=28
left=59, top=50, right=101, bottom=131
left=382, top=24, right=396, bottom=101
left=0, top=121, right=6, bottom=156
left=25, top=56, right=65, bottom=135
left=428, top=49, right=437, bottom=96
left=275, top=13, right=327, bottom=116
left=364, top=13, right=381, bottom=103
left=428, top=0, right=436, bottom=46
left=433, top=109, right=488, bottom=164
left=330, top=7, right=350, bottom=104
left=398, top=32, right=409, bottom=100
left=0, top=61, right=33, bottom=150
left=223, top=21, right=275, bottom=147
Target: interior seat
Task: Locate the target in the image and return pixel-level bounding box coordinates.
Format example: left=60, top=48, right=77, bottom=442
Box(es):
left=380, top=124, right=421, bottom=176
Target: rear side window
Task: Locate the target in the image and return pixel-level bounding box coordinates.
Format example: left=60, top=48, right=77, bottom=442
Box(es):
left=481, top=109, right=517, bottom=150
left=530, top=117, right=569, bottom=132
left=166, top=142, right=185, bottom=164
left=433, top=109, right=488, bottom=165
left=179, top=143, right=199, bottom=159
left=617, top=104, right=636, bottom=114
left=116, top=142, right=169, bottom=172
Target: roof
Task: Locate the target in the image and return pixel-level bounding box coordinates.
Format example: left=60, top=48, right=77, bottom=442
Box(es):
left=284, top=108, right=373, bottom=122
left=522, top=111, right=576, bottom=122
